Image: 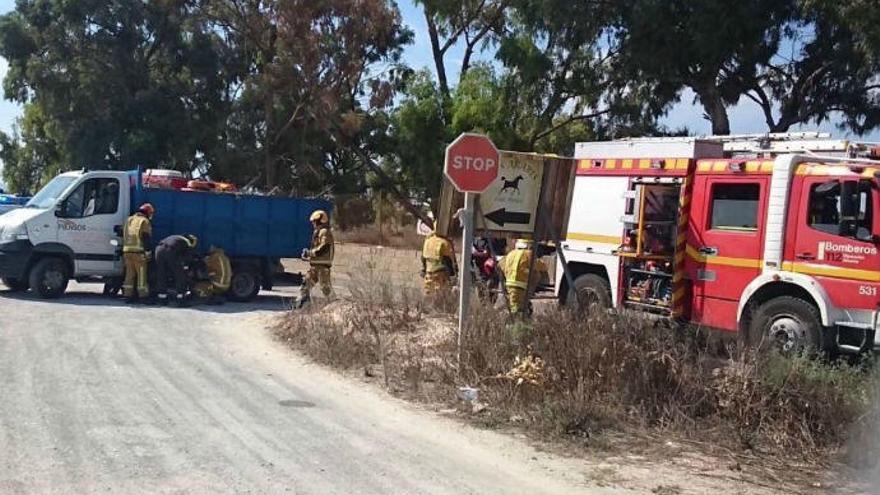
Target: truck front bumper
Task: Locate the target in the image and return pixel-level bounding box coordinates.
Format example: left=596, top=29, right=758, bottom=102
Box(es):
left=0, top=240, right=33, bottom=280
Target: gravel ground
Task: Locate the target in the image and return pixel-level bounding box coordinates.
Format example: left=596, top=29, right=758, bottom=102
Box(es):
left=0, top=280, right=608, bottom=495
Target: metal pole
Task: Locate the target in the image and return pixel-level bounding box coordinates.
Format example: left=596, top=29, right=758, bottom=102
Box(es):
left=457, top=192, right=475, bottom=370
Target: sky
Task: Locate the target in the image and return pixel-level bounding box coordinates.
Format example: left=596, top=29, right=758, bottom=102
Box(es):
left=0, top=0, right=875, bottom=143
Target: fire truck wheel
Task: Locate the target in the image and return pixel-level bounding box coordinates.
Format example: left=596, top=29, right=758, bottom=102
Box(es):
left=749, top=296, right=822, bottom=355
left=568, top=274, right=612, bottom=311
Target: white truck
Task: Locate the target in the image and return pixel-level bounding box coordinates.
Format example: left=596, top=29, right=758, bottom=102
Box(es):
left=0, top=169, right=328, bottom=299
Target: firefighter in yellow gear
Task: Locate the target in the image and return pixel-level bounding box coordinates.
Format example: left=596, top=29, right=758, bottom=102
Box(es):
left=122, top=203, right=155, bottom=302
left=299, top=209, right=334, bottom=307
left=498, top=238, right=547, bottom=314
left=421, top=230, right=456, bottom=294
left=193, top=246, right=232, bottom=303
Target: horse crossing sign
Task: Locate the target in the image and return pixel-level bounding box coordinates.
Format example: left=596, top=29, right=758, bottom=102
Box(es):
left=477, top=151, right=544, bottom=233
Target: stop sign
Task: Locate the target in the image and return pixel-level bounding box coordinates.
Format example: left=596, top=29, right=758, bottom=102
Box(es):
left=444, top=133, right=500, bottom=193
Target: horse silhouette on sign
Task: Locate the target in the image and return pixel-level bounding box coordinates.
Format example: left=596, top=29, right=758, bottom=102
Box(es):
left=500, top=175, right=524, bottom=194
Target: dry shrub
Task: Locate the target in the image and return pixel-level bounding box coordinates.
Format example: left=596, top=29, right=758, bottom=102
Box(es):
left=276, top=283, right=880, bottom=460
left=714, top=354, right=873, bottom=452
left=274, top=265, right=457, bottom=395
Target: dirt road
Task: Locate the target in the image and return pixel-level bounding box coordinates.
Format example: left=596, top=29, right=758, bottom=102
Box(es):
left=0, top=282, right=606, bottom=495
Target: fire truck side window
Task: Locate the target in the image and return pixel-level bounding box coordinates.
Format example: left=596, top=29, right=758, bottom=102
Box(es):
left=709, top=183, right=760, bottom=231
left=808, top=181, right=873, bottom=239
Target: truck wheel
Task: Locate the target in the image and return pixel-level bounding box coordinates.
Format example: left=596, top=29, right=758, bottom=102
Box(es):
left=567, top=274, right=612, bottom=312
left=748, top=296, right=823, bottom=355
left=2, top=277, right=29, bottom=292
left=28, top=258, right=69, bottom=299
left=229, top=269, right=260, bottom=302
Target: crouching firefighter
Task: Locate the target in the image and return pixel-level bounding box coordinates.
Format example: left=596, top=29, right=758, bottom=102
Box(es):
left=299, top=210, right=334, bottom=307
left=498, top=238, right=547, bottom=315
left=155, top=234, right=199, bottom=307
left=192, top=246, right=232, bottom=304
left=122, top=203, right=155, bottom=303
left=421, top=229, right=456, bottom=295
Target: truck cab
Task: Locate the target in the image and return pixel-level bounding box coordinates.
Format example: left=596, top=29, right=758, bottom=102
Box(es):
left=0, top=170, right=128, bottom=297
left=559, top=135, right=880, bottom=354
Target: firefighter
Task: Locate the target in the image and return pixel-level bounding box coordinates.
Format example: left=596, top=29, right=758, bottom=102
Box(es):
left=420, top=229, right=457, bottom=294
left=155, top=234, right=199, bottom=306
left=192, top=246, right=232, bottom=304
left=299, top=210, right=334, bottom=307
left=497, top=238, right=547, bottom=314
left=121, top=203, right=155, bottom=303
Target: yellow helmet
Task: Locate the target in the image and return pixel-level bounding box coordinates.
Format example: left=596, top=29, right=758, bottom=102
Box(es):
left=310, top=210, right=329, bottom=224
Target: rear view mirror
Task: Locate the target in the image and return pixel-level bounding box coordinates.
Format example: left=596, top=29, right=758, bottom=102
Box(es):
left=815, top=181, right=840, bottom=195
left=54, top=203, right=65, bottom=218
left=839, top=181, right=859, bottom=237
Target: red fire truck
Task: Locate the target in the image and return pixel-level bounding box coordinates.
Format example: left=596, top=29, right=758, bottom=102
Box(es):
left=557, top=134, right=880, bottom=354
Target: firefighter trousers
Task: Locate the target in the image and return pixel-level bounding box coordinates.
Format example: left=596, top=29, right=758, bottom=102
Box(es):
left=123, top=252, right=149, bottom=298
left=155, top=247, right=188, bottom=299
left=506, top=286, right=527, bottom=314
left=423, top=270, right=451, bottom=295
left=301, top=265, right=332, bottom=302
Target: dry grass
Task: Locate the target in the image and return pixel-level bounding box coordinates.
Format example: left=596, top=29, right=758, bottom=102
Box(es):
left=336, top=223, right=425, bottom=249
left=274, top=277, right=880, bottom=467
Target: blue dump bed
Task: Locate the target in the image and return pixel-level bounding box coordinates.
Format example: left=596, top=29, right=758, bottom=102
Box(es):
left=130, top=174, right=330, bottom=259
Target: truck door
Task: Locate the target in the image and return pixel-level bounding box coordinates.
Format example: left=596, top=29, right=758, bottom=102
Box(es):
left=686, top=175, right=768, bottom=330
left=788, top=176, right=880, bottom=311
left=56, top=176, right=125, bottom=275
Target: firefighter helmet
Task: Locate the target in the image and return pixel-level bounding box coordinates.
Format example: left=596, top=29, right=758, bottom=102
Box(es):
left=515, top=238, right=533, bottom=250
left=138, top=203, right=155, bottom=217
left=310, top=210, right=329, bottom=224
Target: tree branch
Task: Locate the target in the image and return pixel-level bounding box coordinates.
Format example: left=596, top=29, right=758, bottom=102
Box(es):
left=532, top=108, right=611, bottom=144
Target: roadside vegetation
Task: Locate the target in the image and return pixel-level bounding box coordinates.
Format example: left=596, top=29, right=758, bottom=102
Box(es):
left=275, top=271, right=880, bottom=490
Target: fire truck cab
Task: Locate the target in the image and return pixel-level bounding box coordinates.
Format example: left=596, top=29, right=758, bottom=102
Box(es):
left=558, top=134, right=880, bottom=353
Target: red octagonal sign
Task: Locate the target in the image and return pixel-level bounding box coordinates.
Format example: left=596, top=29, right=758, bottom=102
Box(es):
left=444, top=133, right=500, bottom=193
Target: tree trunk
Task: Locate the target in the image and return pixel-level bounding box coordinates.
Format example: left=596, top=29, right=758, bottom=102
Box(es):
left=264, top=97, right=278, bottom=190
left=425, top=12, right=450, bottom=99
left=696, top=86, right=731, bottom=135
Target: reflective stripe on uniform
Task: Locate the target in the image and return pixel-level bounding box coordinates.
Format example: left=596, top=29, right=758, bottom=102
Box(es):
left=422, top=234, right=453, bottom=273
left=500, top=249, right=530, bottom=289
left=123, top=214, right=150, bottom=253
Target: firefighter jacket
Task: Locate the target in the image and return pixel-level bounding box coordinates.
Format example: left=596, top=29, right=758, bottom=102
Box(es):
left=123, top=213, right=152, bottom=253
left=309, top=226, right=334, bottom=266
left=498, top=248, right=546, bottom=290
left=422, top=233, right=455, bottom=275
left=205, top=249, right=232, bottom=290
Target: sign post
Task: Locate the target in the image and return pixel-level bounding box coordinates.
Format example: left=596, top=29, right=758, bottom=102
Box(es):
left=444, top=133, right=500, bottom=369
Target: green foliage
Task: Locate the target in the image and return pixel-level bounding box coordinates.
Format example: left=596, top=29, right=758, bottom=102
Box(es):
left=0, top=0, right=878, bottom=212
left=614, top=0, right=880, bottom=135
left=386, top=70, right=450, bottom=204
left=0, top=0, right=411, bottom=194
left=0, top=0, right=229, bottom=175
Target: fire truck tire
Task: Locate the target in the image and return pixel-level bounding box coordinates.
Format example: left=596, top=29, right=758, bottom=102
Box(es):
left=568, top=274, right=612, bottom=311
left=748, top=296, right=823, bottom=354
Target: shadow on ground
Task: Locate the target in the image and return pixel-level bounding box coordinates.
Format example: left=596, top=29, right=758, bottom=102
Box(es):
left=0, top=287, right=296, bottom=314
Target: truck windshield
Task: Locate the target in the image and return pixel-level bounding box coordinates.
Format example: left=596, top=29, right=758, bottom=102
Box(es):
left=25, top=176, right=76, bottom=209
